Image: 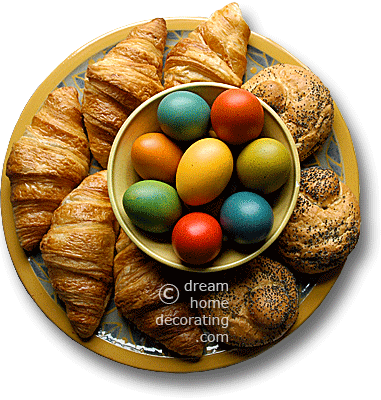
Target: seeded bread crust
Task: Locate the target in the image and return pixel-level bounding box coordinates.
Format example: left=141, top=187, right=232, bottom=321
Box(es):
left=242, top=63, right=334, bottom=161
left=276, top=166, right=361, bottom=274
left=198, top=256, right=299, bottom=347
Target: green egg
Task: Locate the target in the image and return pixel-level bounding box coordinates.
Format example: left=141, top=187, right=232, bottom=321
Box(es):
left=122, top=180, right=182, bottom=233
left=237, top=138, right=292, bottom=194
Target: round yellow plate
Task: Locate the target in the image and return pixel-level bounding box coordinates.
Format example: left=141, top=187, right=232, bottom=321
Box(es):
left=1, top=18, right=359, bottom=373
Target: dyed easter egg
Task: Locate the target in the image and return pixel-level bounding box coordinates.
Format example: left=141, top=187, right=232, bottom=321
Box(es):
left=220, top=191, right=274, bottom=244
left=157, top=91, right=211, bottom=141
left=237, top=138, right=292, bottom=194
left=122, top=180, right=182, bottom=233
left=176, top=138, right=233, bottom=206
left=172, top=212, right=223, bottom=265
left=211, top=89, right=264, bottom=145
left=131, top=132, right=183, bottom=185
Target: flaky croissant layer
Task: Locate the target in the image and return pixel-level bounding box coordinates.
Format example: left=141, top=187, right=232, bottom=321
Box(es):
left=114, top=230, right=205, bottom=358
left=164, top=2, right=250, bottom=88
left=81, top=17, right=167, bottom=168
left=6, top=87, right=90, bottom=251
left=40, top=170, right=119, bottom=340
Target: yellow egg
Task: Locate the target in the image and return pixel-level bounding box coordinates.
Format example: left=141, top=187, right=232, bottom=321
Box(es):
left=176, top=138, right=233, bottom=206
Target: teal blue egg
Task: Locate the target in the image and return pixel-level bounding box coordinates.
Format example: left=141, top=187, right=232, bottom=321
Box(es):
left=157, top=91, right=211, bottom=141
left=220, top=191, right=274, bottom=244
left=122, top=180, right=182, bottom=233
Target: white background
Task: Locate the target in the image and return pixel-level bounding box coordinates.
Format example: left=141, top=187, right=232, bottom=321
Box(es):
left=1, top=1, right=379, bottom=398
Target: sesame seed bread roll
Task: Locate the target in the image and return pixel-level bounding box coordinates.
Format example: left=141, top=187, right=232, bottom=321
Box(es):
left=198, top=256, right=299, bottom=347
left=276, top=166, right=361, bottom=274
left=242, top=64, right=334, bottom=161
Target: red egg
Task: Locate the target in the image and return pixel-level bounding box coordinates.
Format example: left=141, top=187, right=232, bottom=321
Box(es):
left=210, top=89, right=264, bottom=145
left=172, top=212, right=223, bottom=265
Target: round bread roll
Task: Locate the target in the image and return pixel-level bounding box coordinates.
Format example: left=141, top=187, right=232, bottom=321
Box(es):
left=242, top=64, right=334, bottom=161
left=277, top=166, right=361, bottom=274
left=198, top=256, right=298, bottom=347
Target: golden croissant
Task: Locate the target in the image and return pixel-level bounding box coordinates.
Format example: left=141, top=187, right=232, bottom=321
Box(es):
left=40, top=170, right=119, bottom=340
left=82, top=18, right=167, bottom=168
left=164, top=2, right=250, bottom=88
left=6, top=86, right=90, bottom=252
left=114, top=230, right=205, bottom=358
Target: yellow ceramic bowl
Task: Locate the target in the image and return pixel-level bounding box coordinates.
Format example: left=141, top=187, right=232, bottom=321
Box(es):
left=108, top=82, right=300, bottom=272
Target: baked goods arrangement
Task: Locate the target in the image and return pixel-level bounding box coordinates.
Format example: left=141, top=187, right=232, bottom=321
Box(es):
left=4, top=2, right=361, bottom=362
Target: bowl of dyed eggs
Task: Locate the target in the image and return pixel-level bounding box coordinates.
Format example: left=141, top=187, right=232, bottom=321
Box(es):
left=108, top=82, right=300, bottom=272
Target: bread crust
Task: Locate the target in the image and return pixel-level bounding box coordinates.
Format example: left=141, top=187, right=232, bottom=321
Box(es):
left=276, top=167, right=361, bottom=274
left=242, top=63, right=334, bottom=161
left=198, top=256, right=299, bottom=347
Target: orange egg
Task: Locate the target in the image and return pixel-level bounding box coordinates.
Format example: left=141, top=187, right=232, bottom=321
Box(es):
left=131, top=132, right=183, bottom=185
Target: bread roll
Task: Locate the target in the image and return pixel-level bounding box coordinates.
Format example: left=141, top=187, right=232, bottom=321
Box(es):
left=276, top=166, right=361, bottom=274
left=198, top=256, right=298, bottom=347
left=242, top=63, right=334, bottom=161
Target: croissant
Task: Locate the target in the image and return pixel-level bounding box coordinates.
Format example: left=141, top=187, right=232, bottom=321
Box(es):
left=114, top=230, right=205, bottom=358
left=164, top=2, right=250, bottom=88
left=81, top=18, right=167, bottom=168
left=40, top=170, right=119, bottom=340
left=6, top=87, right=90, bottom=252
